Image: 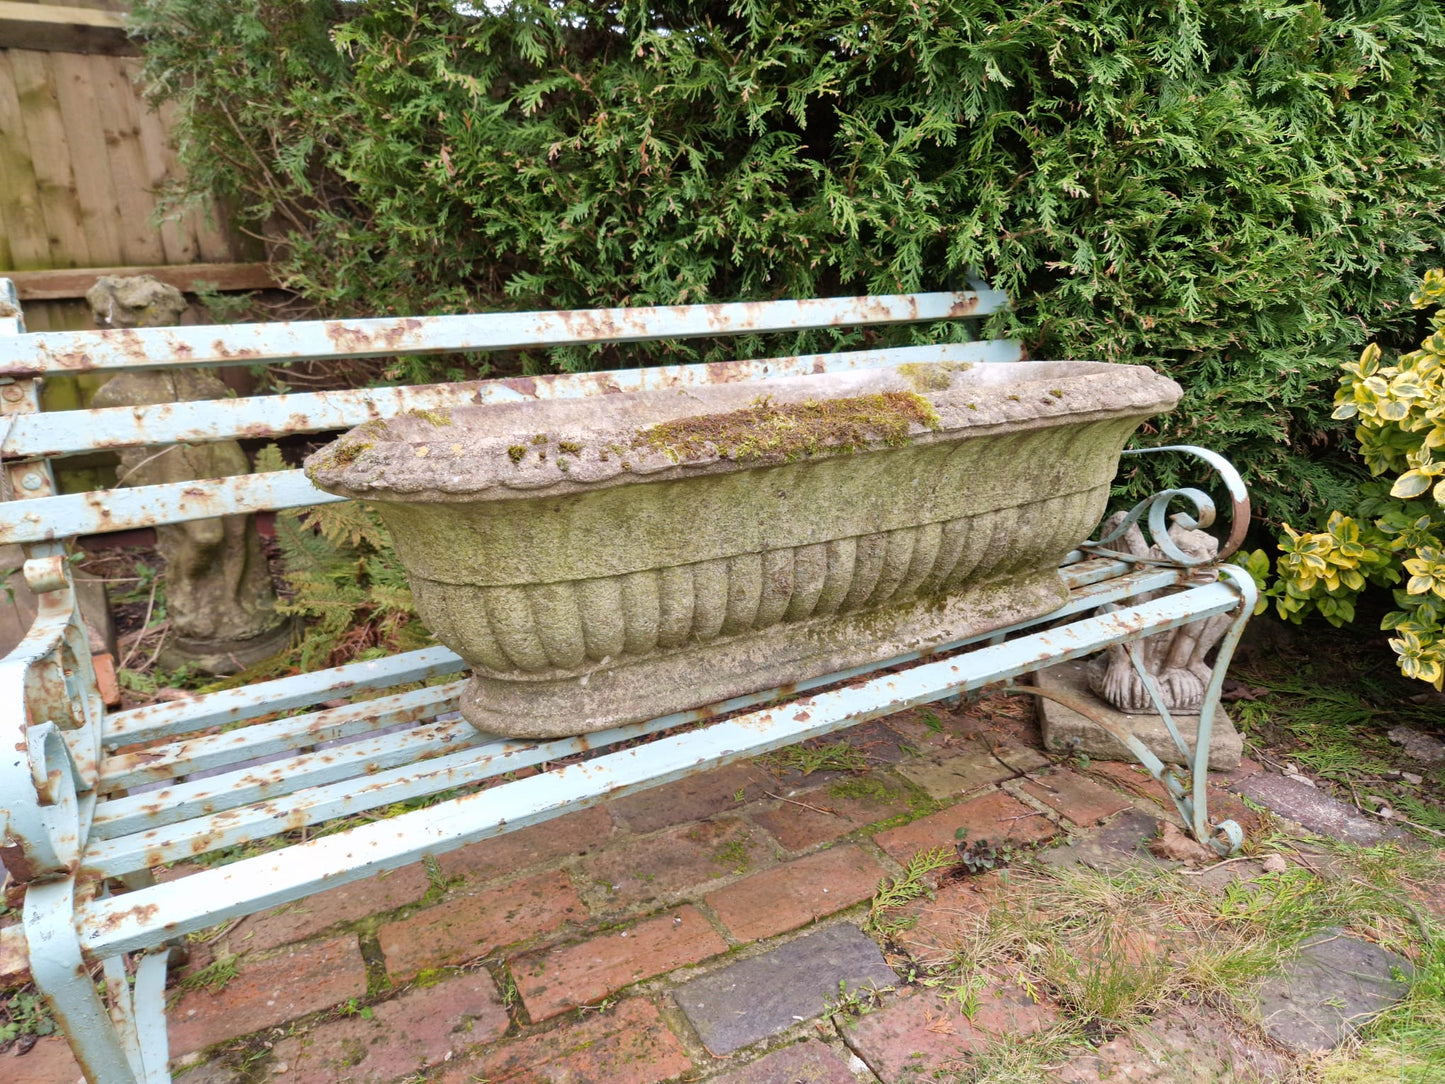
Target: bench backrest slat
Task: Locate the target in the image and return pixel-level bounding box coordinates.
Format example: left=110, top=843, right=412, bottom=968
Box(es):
left=0, top=291, right=1008, bottom=376
left=2, top=340, right=1021, bottom=459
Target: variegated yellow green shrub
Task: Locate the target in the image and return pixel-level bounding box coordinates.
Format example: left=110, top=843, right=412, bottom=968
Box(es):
left=1254, top=270, right=1445, bottom=688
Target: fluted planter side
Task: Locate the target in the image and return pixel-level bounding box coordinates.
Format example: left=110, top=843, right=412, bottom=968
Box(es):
left=307, top=361, right=1179, bottom=737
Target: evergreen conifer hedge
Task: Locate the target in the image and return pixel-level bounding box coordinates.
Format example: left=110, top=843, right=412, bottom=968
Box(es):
left=133, top=0, right=1445, bottom=524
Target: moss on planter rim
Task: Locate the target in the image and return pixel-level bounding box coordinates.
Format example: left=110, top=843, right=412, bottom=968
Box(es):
left=635, top=390, right=942, bottom=464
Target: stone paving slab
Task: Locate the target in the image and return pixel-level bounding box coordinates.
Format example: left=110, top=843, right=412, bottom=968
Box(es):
left=893, top=748, right=1017, bottom=800
left=1234, top=774, right=1407, bottom=845
left=1256, top=930, right=1413, bottom=1052
left=673, top=923, right=898, bottom=1055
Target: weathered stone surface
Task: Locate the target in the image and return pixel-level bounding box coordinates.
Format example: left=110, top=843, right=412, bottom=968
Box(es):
left=89, top=276, right=288, bottom=674
left=306, top=360, right=1180, bottom=738
left=1256, top=931, right=1412, bottom=1052
left=1084, top=516, right=1237, bottom=715
left=1037, top=660, right=1243, bottom=770
left=1234, top=774, right=1405, bottom=845
left=1034, top=809, right=1165, bottom=873
left=86, top=274, right=188, bottom=328
left=894, top=749, right=1018, bottom=800
left=1021, top=766, right=1134, bottom=827
left=672, top=923, right=898, bottom=1055
left=1387, top=725, right=1445, bottom=764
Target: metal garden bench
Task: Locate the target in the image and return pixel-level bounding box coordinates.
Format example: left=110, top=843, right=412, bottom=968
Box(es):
left=0, top=278, right=1255, bottom=1083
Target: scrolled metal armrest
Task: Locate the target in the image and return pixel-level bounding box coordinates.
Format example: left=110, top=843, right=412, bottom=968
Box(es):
left=1083, top=445, right=1250, bottom=565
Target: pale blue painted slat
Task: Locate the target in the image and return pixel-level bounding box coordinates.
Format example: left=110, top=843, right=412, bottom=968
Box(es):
left=102, top=645, right=466, bottom=748
left=99, top=681, right=467, bottom=790
left=77, top=578, right=1246, bottom=954
left=2, top=341, right=1023, bottom=457
left=0, top=291, right=1010, bottom=376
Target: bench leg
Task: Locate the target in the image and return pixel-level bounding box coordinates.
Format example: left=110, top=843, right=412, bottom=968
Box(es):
left=26, top=877, right=170, bottom=1083
left=1017, top=565, right=1256, bottom=854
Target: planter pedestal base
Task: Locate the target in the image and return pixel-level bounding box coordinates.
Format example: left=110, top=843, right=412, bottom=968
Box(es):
left=1034, top=658, right=1242, bottom=771
left=461, top=570, right=1068, bottom=738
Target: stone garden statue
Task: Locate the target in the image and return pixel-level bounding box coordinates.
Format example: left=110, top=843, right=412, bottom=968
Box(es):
left=1088, top=512, right=1234, bottom=713
left=87, top=275, right=290, bottom=674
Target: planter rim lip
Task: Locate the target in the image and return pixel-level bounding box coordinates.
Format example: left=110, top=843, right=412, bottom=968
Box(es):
left=305, top=358, right=1180, bottom=502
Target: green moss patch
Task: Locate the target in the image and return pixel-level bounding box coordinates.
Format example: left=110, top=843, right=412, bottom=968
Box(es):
left=636, top=390, right=940, bottom=464
left=896, top=361, right=973, bottom=392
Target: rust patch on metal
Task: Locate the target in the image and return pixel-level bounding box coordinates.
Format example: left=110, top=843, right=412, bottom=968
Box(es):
left=945, top=294, right=981, bottom=319
left=96, top=901, right=159, bottom=934
left=503, top=376, right=538, bottom=398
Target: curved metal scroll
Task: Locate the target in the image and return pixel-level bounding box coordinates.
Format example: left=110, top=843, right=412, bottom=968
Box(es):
left=1080, top=445, right=1251, bottom=566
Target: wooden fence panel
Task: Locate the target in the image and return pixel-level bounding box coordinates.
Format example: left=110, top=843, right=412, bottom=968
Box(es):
left=1, top=1, right=258, bottom=325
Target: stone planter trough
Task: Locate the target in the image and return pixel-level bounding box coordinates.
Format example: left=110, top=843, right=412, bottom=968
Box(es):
left=305, top=360, right=1180, bottom=738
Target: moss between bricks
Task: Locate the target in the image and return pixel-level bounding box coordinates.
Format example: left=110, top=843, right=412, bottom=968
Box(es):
left=635, top=391, right=941, bottom=465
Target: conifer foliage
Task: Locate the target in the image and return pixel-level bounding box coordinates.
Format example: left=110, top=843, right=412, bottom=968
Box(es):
left=134, top=1, right=1445, bottom=523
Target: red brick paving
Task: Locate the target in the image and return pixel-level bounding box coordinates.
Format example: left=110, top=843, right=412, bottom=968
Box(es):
left=377, top=869, right=585, bottom=980
left=434, top=805, right=616, bottom=883
left=606, top=762, right=770, bottom=833
left=168, top=934, right=368, bottom=1056
left=873, top=789, right=1057, bottom=864
left=842, top=981, right=1057, bottom=1081
left=747, top=777, right=917, bottom=852
left=1022, top=767, right=1134, bottom=827
left=510, top=905, right=726, bottom=1021
left=891, top=874, right=1008, bottom=969
left=230, top=863, right=430, bottom=953
left=269, top=969, right=508, bottom=1083
left=1084, top=760, right=1172, bottom=806
left=707, top=1039, right=860, bottom=1083
left=579, top=815, right=774, bottom=908
left=436, top=997, right=692, bottom=1084
left=10, top=1036, right=84, bottom=1084
left=705, top=844, right=886, bottom=941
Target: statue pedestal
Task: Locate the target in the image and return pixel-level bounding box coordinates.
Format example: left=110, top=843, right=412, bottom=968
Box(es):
left=1035, top=658, right=1242, bottom=771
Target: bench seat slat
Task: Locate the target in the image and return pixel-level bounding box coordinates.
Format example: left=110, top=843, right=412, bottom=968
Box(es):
left=92, top=717, right=481, bottom=838
left=2, top=341, right=1023, bottom=458
left=76, top=577, right=1246, bottom=955
left=85, top=563, right=1187, bottom=874
left=101, top=562, right=1174, bottom=753
left=0, top=291, right=1008, bottom=376
left=99, top=681, right=467, bottom=790
left=103, top=645, right=466, bottom=749
left=82, top=714, right=688, bottom=879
